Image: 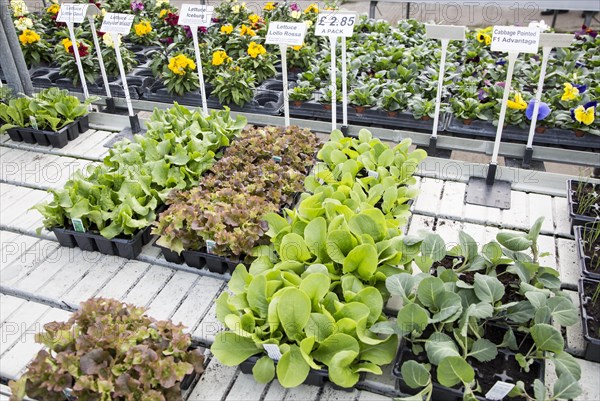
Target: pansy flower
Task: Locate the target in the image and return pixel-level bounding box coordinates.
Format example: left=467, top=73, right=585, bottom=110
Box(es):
left=507, top=93, right=527, bottom=110
left=526, top=100, right=551, bottom=121
left=561, top=82, right=586, bottom=101
left=571, top=101, right=597, bottom=125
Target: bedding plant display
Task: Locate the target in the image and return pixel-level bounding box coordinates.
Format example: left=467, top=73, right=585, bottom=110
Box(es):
left=33, top=104, right=246, bottom=257
left=8, top=298, right=205, bottom=401
left=381, top=218, right=583, bottom=400
left=153, top=125, right=320, bottom=265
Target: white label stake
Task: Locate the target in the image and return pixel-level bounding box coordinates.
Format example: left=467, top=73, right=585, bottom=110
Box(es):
left=316, top=12, right=356, bottom=132
left=88, top=16, right=112, bottom=100
left=58, top=5, right=92, bottom=102
left=101, top=13, right=135, bottom=116
left=179, top=5, right=213, bottom=115
left=266, top=22, right=307, bottom=127
left=526, top=33, right=572, bottom=149
left=489, top=26, right=540, bottom=166
left=341, top=36, right=348, bottom=127
left=330, top=36, right=337, bottom=131
left=425, top=25, right=466, bottom=140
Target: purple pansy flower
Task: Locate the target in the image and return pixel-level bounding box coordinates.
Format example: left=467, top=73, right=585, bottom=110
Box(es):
left=574, top=84, right=587, bottom=94
left=478, top=89, right=488, bottom=102
left=526, top=100, right=551, bottom=121
left=211, top=17, right=220, bottom=23
left=289, top=3, right=300, bottom=11
left=496, top=59, right=506, bottom=66
left=160, top=37, right=173, bottom=44
left=130, top=0, right=143, bottom=11
left=496, top=82, right=506, bottom=88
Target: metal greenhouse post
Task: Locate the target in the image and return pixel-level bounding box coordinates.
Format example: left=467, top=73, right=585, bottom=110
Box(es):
left=0, top=0, right=33, bottom=95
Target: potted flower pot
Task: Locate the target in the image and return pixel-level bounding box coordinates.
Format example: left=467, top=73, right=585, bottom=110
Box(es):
left=293, top=100, right=303, bottom=107
left=421, top=116, right=431, bottom=121
left=535, top=126, right=546, bottom=134
left=462, top=119, right=473, bottom=125
left=575, top=130, right=586, bottom=138
left=354, top=106, right=366, bottom=114
left=579, top=278, right=600, bottom=362
left=387, top=111, right=399, bottom=117
left=323, top=104, right=332, bottom=110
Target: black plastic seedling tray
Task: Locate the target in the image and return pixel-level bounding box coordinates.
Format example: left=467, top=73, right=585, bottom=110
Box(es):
left=239, top=355, right=357, bottom=392
left=7, top=118, right=86, bottom=148
left=580, top=278, right=600, bottom=363
left=567, top=179, right=600, bottom=232
left=52, top=224, right=153, bottom=260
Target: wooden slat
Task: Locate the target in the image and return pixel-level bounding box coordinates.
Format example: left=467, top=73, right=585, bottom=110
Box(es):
left=187, top=359, right=238, bottom=401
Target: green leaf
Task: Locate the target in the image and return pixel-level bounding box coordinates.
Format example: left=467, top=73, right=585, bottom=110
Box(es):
left=326, top=229, right=357, bottom=263
left=304, top=217, right=328, bottom=261
left=277, top=288, right=311, bottom=342
left=552, top=372, right=582, bottom=400
left=416, top=276, right=444, bottom=309
left=437, top=356, right=475, bottom=388
left=496, top=232, right=532, bottom=252
left=305, top=313, right=334, bottom=342
left=247, top=275, right=269, bottom=317
left=386, top=273, right=414, bottom=299
left=473, top=273, right=504, bottom=303
left=531, top=323, right=564, bottom=353
left=313, top=333, right=360, bottom=365
left=253, top=356, right=275, bottom=384
left=343, top=243, right=378, bottom=280
left=421, top=233, right=446, bottom=262
left=401, top=360, right=431, bottom=389
left=546, top=296, right=578, bottom=327
left=468, top=339, right=497, bottom=362
left=458, top=231, right=478, bottom=262
left=276, top=345, right=310, bottom=388
left=528, top=217, right=544, bottom=241
left=348, top=209, right=387, bottom=242
left=551, top=351, right=582, bottom=380
left=533, top=379, right=547, bottom=401
left=397, top=303, right=429, bottom=334
left=211, top=332, right=261, bottom=366
left=299, top=273, right=331, bottom=308
left=525, top=292, right=548, bottom=309
left=280, top=233, right=312, bottom=262
left=328, top=350, right=360, bottom=388
left=425, top=333, right=460, bottom=365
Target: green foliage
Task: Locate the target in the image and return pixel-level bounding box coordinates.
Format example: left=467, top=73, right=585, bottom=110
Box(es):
left=212, top=68, right=257, bottom=107
left=0, top=88, right=94, bottom=133
left=8, top=298, right=204, bottom=401
left=154, top=125, right=320, bottom=256
left=33, top=105, right=246, bottom=239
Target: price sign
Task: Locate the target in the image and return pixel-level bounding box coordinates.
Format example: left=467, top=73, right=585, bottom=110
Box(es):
left=265, top=22, right=306, bottom=46
left=56, top=3, right=88, bottom=23
left=178, top=4, right=213, bottom=27
left=315, top=11, right=356, bottom=37
left=491, top=26, right=540, bottom=54
left=100, top=13, right=135, bottom=35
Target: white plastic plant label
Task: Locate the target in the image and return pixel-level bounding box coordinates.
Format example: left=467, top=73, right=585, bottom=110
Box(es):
left=315, top=11, right=356, bottom=37
left=71, top=218, right=85, bottom=233
left=367, top=169, right=379, bottom=179
left=100, top=13, right=135, bottom=35
left=56, top=3, right=88, bottom=24
left=29, top=116, right=38, bottom=130
left=272, top=156, right=282, bottom=163
left=178, top=4, right=213, bottom=27
left=425, top=24, right=466, bottom=41
left=485, top=381, right=515, bottom=400
left=266, top=22, right=306, bottom=46
left=206, top=239, right=216, bottom=254
left=263, top=344, right=282, bottom=361
left=491, top=26, right=540, bottom=54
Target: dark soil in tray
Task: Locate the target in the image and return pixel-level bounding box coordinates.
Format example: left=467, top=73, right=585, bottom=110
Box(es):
left=583, top=280, right=600, bottom=339
left=451, top=266, right=524, bottom=304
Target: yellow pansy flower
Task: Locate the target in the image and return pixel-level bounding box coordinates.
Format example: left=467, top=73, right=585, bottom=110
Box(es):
left=18, top=29, right=40, bottom=45
left=248, top=42, right=266, bottom=58
left=47, top=3, right=60, bottom=14
left=134, top=20, right=152, bottom=36
left=507, top=93, right=527, bottom=110
left=561, top=83, right=580, bottom=101
left=304, top=3, right=318, bottom=13
left=249, top=14, right=260, bottom=24
left=212, top=50, right=232, bottom=66
left=155, top=0, right=169, bottom=8
left=292, top=43, right=303, bottom=51
left=239, top=24, right=256, bottom=36
left=264, top=2, right=275, bottom=11
left=62, top=38, right=72, bottom=52
left=220, top=24, right=233, bottom=34
left=159, top=9, right=168, bottom=18
left=573, top=103, right=596, bottom=125
left=231, top=4, right=241, bottom=13
left=168, top=54, right=196, bottom=75
left=14, top=17, right=33, bottom=31
left=289, top=10, right=301, bottom=19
